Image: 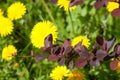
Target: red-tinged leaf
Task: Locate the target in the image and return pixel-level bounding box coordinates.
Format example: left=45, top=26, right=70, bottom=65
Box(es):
left=92, top=48, right=97, bottom=55
left=96, top=49, right=106, bottom=61
left=94, top=0, right=107, bottom=9
left=63, top=46, right=72, bottom=55
left=74, top=42, right=82, bottom=53
left=79, top=46, right=89, bottom=59
left=92, top=42, right=98, bottom=50
left=87, top=54, right=94, bottom=60
left=96, top=36, right=104, bottom=46
left=109, top=52, right=116, bottom=57
left=103, top=52, right=115, bottom=61
left=34, top=54, right=47, bottom=61
left=44, top=34, right=53, bottom=49
left=90, top=59, right=100, bottom=66
left=112, top=8, right=120, bottom=17
left=76, top=59, right=87, bottom=68
left=103, top=42, right=107, bottom=50
left=69, top=0, right=83, bottom=7
left=63, top=39, right=72, bottom=55
left=68, top=60, right=74, bottom=69
left=94, top=0, right=104, bottom=9
left=108, top=0, right=116, bottom=1
left=107, top=37, right=116, bottom=52
left=110, top=59, right=118, bottom=70
left=48, top=54, right=59, bottom=61
left=50, top=0, right=58, bottom=4
left=64, top=39, right=71, bottom=48
left=58, top=57, right=66, bottom=66
left=52, top=45, right=64, bottom=56
left=114, top=43, right=120, bottom=54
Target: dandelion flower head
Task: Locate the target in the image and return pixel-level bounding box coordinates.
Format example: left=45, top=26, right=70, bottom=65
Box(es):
left=0, top=17, right=14, bottom=37
left=50, top=66, right=70, bottom=80
left=2, top=45, right=17, bottom=60
left=107, top=2, right=119, bottom=12
left=30, top=21, right=58, bottom=48
left=67, top=70, right=86, bottom=80
left=7, top=2, right=26, bottom=20
left=57, top=0, right=76, bottom=11
left=72, top=36, right=90, bottom=48
left=116, top=61, right=120, bottom=73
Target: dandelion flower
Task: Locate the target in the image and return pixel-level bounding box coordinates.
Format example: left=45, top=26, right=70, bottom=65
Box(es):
left=67, top=70, right=85, bottom=80
left=2, top=45, right=17, bottom=60
left=30, top=21, right=58, bottom=48
left=72, top=36, right=90, bottom=48
left=7, top=2, right=26, bottom=20
left=0, top=9, right=3, bottom=17
left=50, top=66, right=70, bottom=80
left=57, top=0, right=76, bottom=11
left=0, top=17, right=14, bottom=37
left=116, top=61, right=120, bottom=73
left=107, top=2, right=119, bottom=12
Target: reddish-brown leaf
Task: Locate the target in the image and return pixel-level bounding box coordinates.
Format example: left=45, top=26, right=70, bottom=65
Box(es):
left=48, top=54, right=59, bottom=61
left=112, top=8, right=120, bottom=17
left=76, top=59, right=87, bottom=68
left=58, top=57, right=66, bottom=65
left=90, top=59, right=100, bottom=66
left=110, top=59, right=118, bottom=70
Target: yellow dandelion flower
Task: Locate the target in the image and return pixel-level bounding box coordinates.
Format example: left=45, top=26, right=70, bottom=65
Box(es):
left=57, top=0, right=76, bottom=11
left=116, top=61, right=120, bottom=73
left=107, top=2, right=119, bottom=12
left=2, top=45, right=17, bottom=60
left=30, top=21, right=58, bottom=48
left=0, top=17, right=14, bottom=37
left=0, top=9, right=3, bottom=17
left=50, top=66, right=70, bottom=80
left=72, top=36, right=90, bottom=48
left=67, top=70, right=86, bottom=80
left=7, top=2, right=26, bottom=20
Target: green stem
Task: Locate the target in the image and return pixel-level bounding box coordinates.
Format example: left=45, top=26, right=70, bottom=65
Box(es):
left=42, top=0, right=55, bottom=23
left=20, top=42, right=31, bottom=54
left=68, top=8, right=75, bottom=37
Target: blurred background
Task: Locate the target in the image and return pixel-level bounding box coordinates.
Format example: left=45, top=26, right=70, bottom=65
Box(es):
left=0, top=0, right=120, bottom=80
